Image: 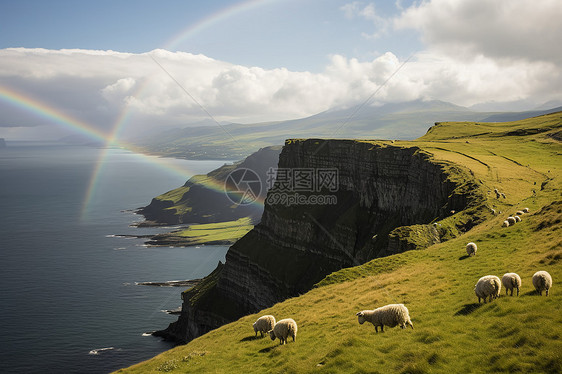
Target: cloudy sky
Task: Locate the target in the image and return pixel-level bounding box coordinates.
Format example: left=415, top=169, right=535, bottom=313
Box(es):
left=1, top=0, right=561, bottom=141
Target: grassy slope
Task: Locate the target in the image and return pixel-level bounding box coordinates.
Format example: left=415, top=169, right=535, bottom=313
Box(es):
left=118, top=113, right=562, bottom=373
left=149, top=218, right=253, bottom=246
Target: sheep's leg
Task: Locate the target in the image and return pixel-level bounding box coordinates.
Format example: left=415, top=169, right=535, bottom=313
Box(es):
left=510, top=289, right=513, bottom=296
left=546, top=289, right=549, bottom=296
left=381, top=325, right=384, bottom=333
left=516, top=288, right=519, bottom=296
left=374, top=325, right=378, bottom=333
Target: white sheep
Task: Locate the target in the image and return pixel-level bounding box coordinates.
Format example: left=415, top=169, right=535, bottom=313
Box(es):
left=522, top=207, right=530, bottom=213
left=356, top=304, right=413, bottom=333
left=532, top=271, right=553, bottom=296
left=466, top=242, right=477, bottom=256
left=507, top=216, right=516, bottom=226
left=501, top=273, right=522, bottom=296
left=516, top=210, right=524, bottom=216
left=253, top=315, right=275, bottom=338
left=514, top=215, right=521, bottom=222
left=269, top=318, right=297, bottom=345
left=502, top=220, right=510, bottom=227
left=475, top=275, right=501, bottom=303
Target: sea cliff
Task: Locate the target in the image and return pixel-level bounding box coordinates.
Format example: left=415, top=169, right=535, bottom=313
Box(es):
left=156, top=138, right=484, bottom=343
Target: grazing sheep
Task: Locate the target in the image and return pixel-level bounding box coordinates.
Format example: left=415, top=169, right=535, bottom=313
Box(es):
left=253, top=315, right=275, bottom=338
left=516, top=210, right=525, bottom=216
left=475, top=275, right=501, bottom=303
left=466, top=242, right=477, bottom=256
left=491, top=208, right=497, bottom=215
left=356, top=304, right=413, bottom=333
left=269, top=318, right=297, bottom=345
left=522, top=207, right=530, bottom=213
left=514, top=215, right=521, bottom=222
left=532, top=271, right=553, bottom=296
left=502, top=220, right=510, bottom=227
left=507, top=216, right=516, bottom=226
left=502, top=273, right=522, bottom=296
left=501, top=193, right=506, bottom=199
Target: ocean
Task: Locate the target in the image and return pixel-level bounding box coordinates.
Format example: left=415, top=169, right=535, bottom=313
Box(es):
left=0, top=142, right=229, bottom=373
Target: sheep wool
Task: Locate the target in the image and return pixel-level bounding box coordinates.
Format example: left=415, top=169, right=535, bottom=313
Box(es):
left=532, top=271, right=553, bottom=296
left=522, top=207, right=530, bottom=213
left=466, top=242, right=477, bottom=256
left=502, top=220, right=510, bottom=227
left=502, top=273, right=522, bottom=296
left=507, top=216, right=517, bottom=226
left=475, top=275, right=501, bottom=303
left=516, top=210, right=525, bottom=216
left=253, top=315, right=275, bottom=338
left=269, top=318, right=297, bottom=345
left=356, top=304, right=413, bottom=333
left=514, top=215, right=522, bottom=222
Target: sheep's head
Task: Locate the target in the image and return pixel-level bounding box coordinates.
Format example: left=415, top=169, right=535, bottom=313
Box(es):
left=356, top=311, right=366, bottom=324
left=253, top=322, right=257, bottom=332
left=269, top=330, right=276, bottom=341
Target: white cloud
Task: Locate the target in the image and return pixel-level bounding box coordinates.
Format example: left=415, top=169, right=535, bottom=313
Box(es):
left=341, top=2, right=390, bottom=38
left=1, top=36, right=561, bottom=141
left=394, top=0, right=562, bottom=64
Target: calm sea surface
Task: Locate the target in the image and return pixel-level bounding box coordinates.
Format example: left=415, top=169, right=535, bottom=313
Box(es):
left=0, top=142, right=229, bottom=373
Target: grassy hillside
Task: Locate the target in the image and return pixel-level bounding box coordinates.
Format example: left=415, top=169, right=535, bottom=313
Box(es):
left=146, top=218, right=253, bottom=246
left=118, top=113, right=561, bottom=373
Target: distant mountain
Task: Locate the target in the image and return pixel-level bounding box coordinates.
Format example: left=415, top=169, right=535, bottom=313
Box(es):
left=134, top=100, right=562, bottom=159
left=0, top=138, right=6, bottom=148
left=480, top=106, right=562, bottom=122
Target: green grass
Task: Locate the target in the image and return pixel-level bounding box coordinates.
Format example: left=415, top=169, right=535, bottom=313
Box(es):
left=152, top=218, right=253, bottom=246
left=117, top=113, right=562, bottom=373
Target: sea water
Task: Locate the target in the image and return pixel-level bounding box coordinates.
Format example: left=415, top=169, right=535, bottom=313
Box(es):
left=0, top=142, right=230, bottom=373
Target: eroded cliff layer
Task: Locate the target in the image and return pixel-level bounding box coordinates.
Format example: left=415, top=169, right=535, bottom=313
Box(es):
left=158, top=139, right=483, bottom=343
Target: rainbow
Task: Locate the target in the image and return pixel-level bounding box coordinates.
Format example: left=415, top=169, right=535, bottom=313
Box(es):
left=0, top=86, right=109, bottom=142
left=162, top=0, right=274, bottom=52
left=2, top=1, right=275, bottom=221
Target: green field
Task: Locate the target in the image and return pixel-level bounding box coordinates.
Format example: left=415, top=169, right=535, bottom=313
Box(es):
left=118, top=113, right=561, bottom=373
left=148, top=218, right=254, bottom=246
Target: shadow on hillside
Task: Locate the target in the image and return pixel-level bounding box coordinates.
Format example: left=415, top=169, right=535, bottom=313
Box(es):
left=258, top=346, right=276, bottom=353
left=454, top=303, right=483, bottom=316
left=240, top=335, right=260, bottom=342
left=458, top=255, right=471, bottom=260
left=523, top=290, right=541, bottom=297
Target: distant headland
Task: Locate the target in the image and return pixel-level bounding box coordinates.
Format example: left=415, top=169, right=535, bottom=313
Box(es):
left=0, top=138, right=6, bottom=148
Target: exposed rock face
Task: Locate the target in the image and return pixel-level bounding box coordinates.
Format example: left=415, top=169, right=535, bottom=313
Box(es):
left=157, top=139, right=482, bottom=343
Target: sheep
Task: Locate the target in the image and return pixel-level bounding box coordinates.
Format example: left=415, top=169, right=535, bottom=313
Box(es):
left=522, top=207, right=530, bottom=213
left=507, top=216, right=516, bottom=226
left=502, top=273, right=522, bottom=296
left=269, top=318, right=297, bottom=345
left=466, top=242, right=477, bottom=256
left=253, top=315, right=275, bottom=338
left=356, top=304, right=413, bottom=333
left=514, top=215, right=521, bottom=222
left=516, top=210, right=525, bottom=216
left=532, top=271, right=553, bottom=296
left=502, top=220, right=510, bottom=227
left=475, top=275, right=501, bottom=303
left=501, top=193, right=506, bottom=199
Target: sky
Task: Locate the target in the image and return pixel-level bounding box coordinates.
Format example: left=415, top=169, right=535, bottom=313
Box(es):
left=0, top=0, right=561, bottom=141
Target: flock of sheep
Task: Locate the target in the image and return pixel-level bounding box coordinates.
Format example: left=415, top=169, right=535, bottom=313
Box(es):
left=470, top=236, right=553, bottom=303
left=252, top=207, right=554, bottom=345
left=500, top=207, right=529, bottom=227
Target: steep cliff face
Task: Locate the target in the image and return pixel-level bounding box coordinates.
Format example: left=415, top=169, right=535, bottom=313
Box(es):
left=157, top=139, right=484, bottom=343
